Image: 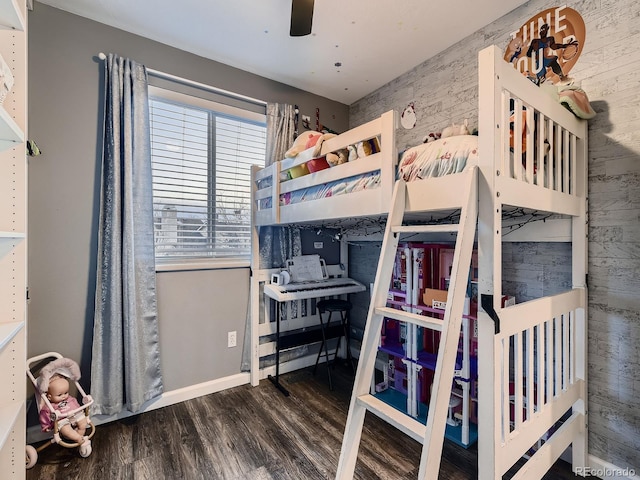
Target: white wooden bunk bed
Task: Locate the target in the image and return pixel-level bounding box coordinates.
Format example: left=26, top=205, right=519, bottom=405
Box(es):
left=250, top=45, right=588, bottom=480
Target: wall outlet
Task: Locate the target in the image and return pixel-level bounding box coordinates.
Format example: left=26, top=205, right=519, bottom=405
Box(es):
left=227, top=331, right=237, bottom=348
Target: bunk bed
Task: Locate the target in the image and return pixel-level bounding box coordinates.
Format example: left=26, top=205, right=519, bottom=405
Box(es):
left=250, top=45, right=588, bottom=480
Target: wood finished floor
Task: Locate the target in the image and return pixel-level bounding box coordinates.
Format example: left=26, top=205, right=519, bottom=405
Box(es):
left=26, top=362, right=589, bottom=480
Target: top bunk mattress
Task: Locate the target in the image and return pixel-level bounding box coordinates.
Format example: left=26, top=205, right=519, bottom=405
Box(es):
left=397, top=135, right=479, bottom=182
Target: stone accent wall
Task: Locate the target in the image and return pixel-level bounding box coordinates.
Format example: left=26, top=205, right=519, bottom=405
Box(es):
left=347, top=242, right=381, bottom=342
left=349, top=0, right=640, bottom=470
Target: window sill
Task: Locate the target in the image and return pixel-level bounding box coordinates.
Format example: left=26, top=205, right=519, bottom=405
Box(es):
left=155, top=258, right=250, bottom=272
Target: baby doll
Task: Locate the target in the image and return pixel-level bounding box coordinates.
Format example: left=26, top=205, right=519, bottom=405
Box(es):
left=39, top=374, right=91, bottom=455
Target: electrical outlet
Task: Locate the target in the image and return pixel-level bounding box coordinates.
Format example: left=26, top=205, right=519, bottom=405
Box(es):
left=227, top=331, right=237, bottom=348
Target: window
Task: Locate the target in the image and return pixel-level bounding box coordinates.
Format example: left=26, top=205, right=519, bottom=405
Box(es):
left=148, top=87, right=266, bottom=265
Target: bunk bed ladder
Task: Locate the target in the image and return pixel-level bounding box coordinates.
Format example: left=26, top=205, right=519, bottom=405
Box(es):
left=336, top=169, right=478, bottom=479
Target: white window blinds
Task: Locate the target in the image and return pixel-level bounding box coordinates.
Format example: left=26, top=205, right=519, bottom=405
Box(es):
left=148, top=87, right=266, bottom=262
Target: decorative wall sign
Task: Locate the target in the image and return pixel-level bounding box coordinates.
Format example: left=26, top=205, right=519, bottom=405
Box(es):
left=401, top=102, right=417, bottom=129
left=504, top=6, right=585, bottom=85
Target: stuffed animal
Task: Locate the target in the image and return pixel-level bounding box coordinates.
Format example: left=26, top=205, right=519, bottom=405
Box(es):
left=347, top=144, right=358, bottom=162
left=440, top=119, right=470, bottom=138
left=356, top=137, right=381, bottom=158
left=305, top=132, right=323, bottom=150
left=326, top=148, right=349, bottom=167
left=311, top=133, right=337, bottom=158
left=285, top=130, right=322, bottom=158
left=422, top=132, right=441, bottom=143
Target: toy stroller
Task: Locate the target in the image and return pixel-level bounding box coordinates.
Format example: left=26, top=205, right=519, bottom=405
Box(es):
left=25, top=352, right=96, bottom=469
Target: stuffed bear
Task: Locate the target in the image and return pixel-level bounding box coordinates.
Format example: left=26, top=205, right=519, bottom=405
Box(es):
left=285, top=130, right=322, bottom=158
left=326, top=148, right=349, bottom=167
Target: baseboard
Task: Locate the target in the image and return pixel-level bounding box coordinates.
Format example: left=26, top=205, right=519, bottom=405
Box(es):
left=27, top=372, right=250, bottom=444
left=581, top=455, right=639, bottom=480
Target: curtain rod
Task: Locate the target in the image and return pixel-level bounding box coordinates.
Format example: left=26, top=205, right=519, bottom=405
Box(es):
left=97, top=52, right=267, bottom=107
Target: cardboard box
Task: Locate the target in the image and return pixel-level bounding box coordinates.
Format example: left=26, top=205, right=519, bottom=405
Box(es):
left=423, top=288, right=448, bottom=309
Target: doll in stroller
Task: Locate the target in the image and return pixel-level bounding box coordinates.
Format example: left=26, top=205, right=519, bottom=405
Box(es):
left=25, top=352, right=96, bottom=469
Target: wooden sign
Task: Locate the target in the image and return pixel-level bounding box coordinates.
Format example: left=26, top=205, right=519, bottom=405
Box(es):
left=504, top=6, right=586, bottom=85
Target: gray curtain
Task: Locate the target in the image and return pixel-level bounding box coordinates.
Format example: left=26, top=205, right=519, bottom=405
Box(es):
left=261, top=103, right=301, bottom=269
left=91, top=54, right=163, bottom=415
left=241, top=103, right=301, bottom=371
left=266, top=104, right=296, bottom=167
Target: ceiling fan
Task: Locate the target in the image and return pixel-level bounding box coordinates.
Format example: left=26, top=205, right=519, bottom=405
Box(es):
left=290, top=0, right=315, bottom=36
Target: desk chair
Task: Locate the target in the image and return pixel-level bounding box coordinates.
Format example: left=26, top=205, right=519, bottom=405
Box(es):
left=314, top=298, right=355, bottom=390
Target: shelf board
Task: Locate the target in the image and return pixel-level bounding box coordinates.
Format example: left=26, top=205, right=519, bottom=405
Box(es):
left=0, top=0, right=25, bottom=31
left=0, top=321, right=23, bottom=351
left=0, top=231, right=25, bottom=239
left=0, top=104, right=24, bottom=150
left=0, top=232, right=25, bottom=258
left=0, top=400, right=22, bottom=452
left=379, top=343, right=406, bottom=358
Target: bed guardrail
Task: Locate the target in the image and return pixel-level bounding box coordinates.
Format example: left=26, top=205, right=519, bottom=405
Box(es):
left=251, top=110, right=397, bottom=226
left=480, top=45, right=587, bottom=218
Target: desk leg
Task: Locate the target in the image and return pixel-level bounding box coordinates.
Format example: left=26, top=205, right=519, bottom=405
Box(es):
left=268, top=300, right=290, bottom=396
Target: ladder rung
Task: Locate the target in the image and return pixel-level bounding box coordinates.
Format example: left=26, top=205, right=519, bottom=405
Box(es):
left=392, top=224, right=459, bottom=234
left=375, top=307, right=443, bottom=331
left=357, top=394, right=426, bottom=444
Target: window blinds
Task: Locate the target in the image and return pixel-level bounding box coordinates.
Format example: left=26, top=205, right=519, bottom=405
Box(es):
left=149, top=92, right=266, bottom=261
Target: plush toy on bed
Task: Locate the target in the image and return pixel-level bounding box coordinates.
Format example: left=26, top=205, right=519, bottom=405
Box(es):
left=440, top=119, right=470, bottom=138
left=284, top=130, right=323, bottom=158
left=356, top=137, right=381, bottom=158
left=347, top=144, right=358, bottom=162
left=326, top=148, right=349, bottom=166
left=423, top=132, right=441, bottom=143
left=311, top=133, right=338, bottom=157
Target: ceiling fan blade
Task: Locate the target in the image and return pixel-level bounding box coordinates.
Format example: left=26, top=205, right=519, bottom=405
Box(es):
left=290, top=0, right=314, bottom=37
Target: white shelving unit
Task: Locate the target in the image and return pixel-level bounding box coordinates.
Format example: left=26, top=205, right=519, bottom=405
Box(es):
left=0, top=0, right=24, bottom=30
left=0, top=0, right=27, bottom=477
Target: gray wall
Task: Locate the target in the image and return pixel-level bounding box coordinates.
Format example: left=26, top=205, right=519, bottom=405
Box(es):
left=27, top=3, right=349, bottom=393
left=350, top=0, right=640, bottom=471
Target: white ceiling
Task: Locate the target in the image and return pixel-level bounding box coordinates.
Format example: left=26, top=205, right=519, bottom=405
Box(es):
left=35, top=0, right=525, bottom=105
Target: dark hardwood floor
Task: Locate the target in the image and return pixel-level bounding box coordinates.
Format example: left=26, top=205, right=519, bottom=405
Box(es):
left=26, top=362, right=588, bottom=479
